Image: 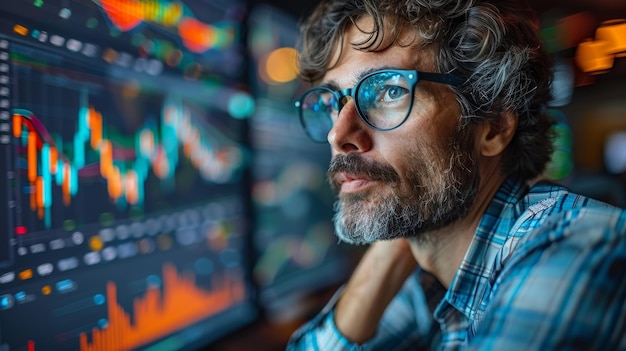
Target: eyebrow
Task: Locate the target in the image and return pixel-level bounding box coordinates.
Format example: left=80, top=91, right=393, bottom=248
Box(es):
left=320, top=66, right=395, bottom=91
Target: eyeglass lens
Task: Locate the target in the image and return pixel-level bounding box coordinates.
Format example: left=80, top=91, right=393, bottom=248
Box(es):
left=299, top=71, right=412, bottom=142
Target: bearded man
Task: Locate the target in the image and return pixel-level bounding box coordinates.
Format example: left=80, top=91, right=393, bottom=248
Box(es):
left=287, top=0, right=626, bottom=350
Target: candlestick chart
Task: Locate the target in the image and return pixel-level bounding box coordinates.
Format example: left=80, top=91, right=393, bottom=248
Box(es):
left=4, top=39, right=248, bottom=238
left=11, top=93, right=246, bottom=232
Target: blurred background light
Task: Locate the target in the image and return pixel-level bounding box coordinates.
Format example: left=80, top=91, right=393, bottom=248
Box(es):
left=605, top=132, right=626, bottom=174
left=228, top=92, right=255, bottom=119
left=576, top=19, right=626, bottom=74
left=596, top=19, right=626, bottom=56
left=261, top=47, right=299, bottom=84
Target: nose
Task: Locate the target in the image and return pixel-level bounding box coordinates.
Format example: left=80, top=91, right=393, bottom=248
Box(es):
left=327, top=98, right=372, bottom=153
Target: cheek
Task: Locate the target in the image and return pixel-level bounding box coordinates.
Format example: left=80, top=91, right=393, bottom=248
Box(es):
left=389, top=117, right=455, bottom=165
left=417, top=84, right=462, bottom=132
left=398, top=104, right=459, bottom=147
left=382, top=137, right=445, bottom=185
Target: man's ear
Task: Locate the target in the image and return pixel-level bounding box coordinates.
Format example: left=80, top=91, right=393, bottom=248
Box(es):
left=478, top=110, right=518, bottom=157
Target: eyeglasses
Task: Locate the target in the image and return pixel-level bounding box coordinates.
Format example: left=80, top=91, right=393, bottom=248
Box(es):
left=294, top=69, right=464, bottom=143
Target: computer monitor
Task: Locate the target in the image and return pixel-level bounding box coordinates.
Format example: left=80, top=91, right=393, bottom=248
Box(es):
left=0, top=0, right=258, bottom=350
left=247, top=4, right=363, bottom=314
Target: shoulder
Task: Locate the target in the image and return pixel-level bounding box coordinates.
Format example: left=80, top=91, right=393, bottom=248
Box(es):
left=508, top=182, right=626, bottom=246
left=514, top=194, right=625, bottom=257
left=506, top=201, right=626, bottom=286
left=470, top=195, right=626, bottom=349
left=500, top=187, right=626, bottom=278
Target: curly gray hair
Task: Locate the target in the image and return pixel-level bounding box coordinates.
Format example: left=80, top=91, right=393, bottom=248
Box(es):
left=297, top=0, right=555, bottom=181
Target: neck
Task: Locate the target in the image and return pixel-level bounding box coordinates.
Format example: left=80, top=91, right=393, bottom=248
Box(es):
left=408, top=160, right=505, bottom=288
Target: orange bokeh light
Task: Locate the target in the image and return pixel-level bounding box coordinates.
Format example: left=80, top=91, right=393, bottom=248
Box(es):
left=263, top=47, right=299, bottom=84
left=575, top=19, right=626, bottom=74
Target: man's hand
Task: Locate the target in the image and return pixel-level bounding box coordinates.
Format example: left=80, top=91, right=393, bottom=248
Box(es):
left=335, top=239, right=418, bottom=343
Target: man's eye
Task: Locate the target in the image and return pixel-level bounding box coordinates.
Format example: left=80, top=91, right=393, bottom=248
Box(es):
left=378, top=85, right=409, bottom=102
left=381, top=85, right=409, bottom=101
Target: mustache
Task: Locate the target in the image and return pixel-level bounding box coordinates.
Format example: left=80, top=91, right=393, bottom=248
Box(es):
left=327, top=153, right=399, bottom=190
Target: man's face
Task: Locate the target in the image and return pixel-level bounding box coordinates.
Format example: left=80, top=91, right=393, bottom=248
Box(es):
left=323, top=18, right=480, bottom=245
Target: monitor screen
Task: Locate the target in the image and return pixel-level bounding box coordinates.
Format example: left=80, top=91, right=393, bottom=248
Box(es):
left=0, top=0, right=257, bottom=350
left=247, top=5, right=363, bottom=314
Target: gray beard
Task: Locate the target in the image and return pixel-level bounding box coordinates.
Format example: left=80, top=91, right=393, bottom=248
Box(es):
left=329, top=134, right=479, bottom=245
left=332, top=191, right=416, bottom=245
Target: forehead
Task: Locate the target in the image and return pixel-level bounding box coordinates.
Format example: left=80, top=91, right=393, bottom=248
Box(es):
left=325, top=16, right=436, bottom=81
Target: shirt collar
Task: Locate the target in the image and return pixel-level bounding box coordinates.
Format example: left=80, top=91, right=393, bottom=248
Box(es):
left=434, top=177, right=529, bottom=323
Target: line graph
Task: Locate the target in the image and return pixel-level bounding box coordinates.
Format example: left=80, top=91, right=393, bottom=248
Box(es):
left=12, top=90, right=246, bottom=230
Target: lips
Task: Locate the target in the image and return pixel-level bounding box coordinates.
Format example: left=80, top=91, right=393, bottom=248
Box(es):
left=328, top=153, right=399, bottom=195
left=335, top=172, right=374, bottom=193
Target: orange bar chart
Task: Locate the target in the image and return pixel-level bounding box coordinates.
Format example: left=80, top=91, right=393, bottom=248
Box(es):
left=79, top=264, right=245, bottom=351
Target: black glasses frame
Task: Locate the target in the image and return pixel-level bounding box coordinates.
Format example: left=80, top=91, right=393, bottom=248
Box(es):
left=294, top=69, right=464, bottom=143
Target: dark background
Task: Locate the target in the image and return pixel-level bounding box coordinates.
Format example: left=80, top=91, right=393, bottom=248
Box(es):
left=257, top=0, right=626, bottom=21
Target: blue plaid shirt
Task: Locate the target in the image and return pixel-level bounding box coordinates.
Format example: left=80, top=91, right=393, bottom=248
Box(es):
left=287, top=178, right=626, bottom=350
